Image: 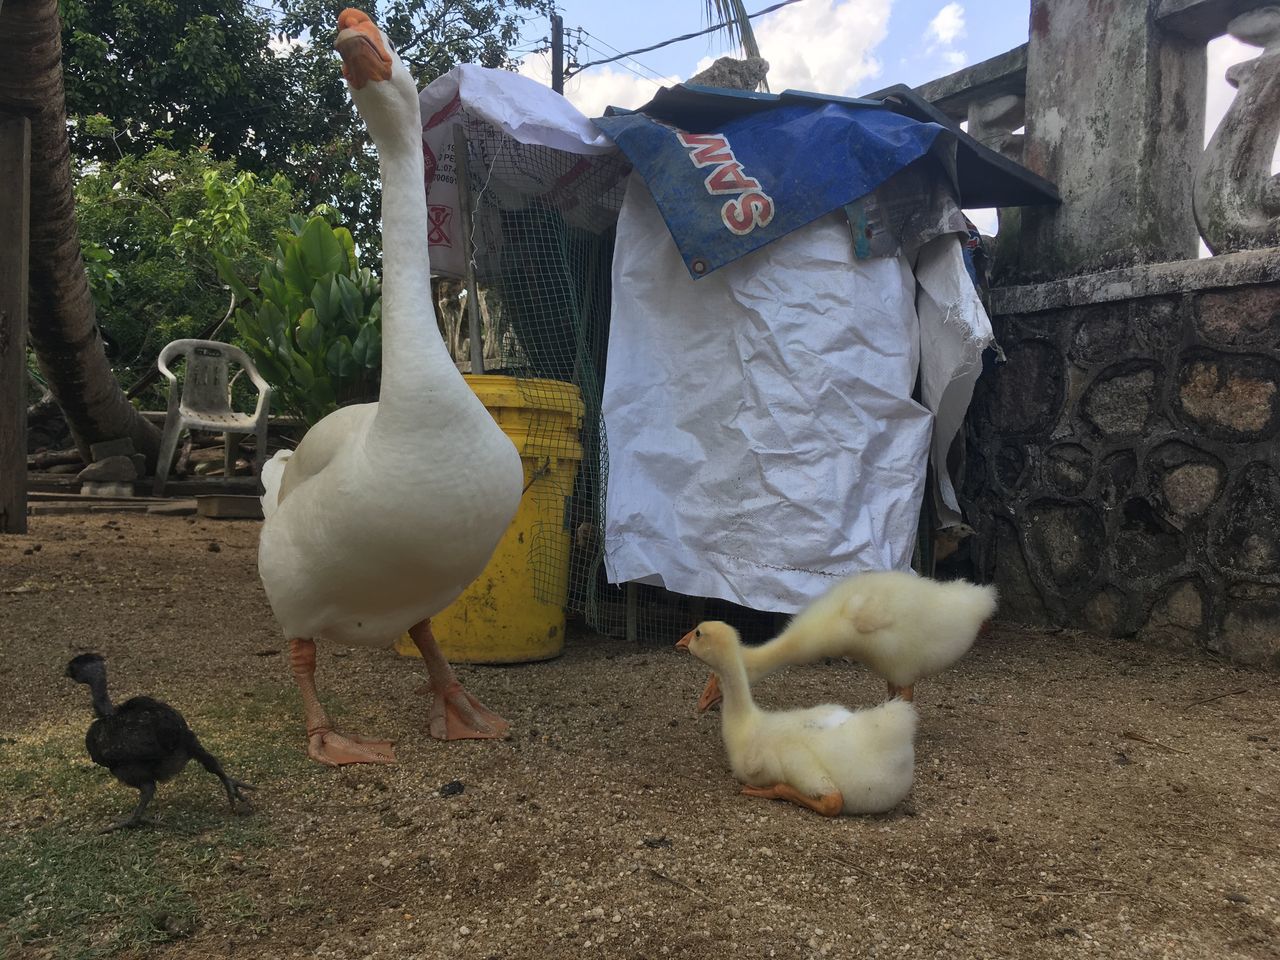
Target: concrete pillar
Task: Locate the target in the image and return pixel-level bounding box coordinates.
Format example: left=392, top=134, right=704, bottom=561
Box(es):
left=1017, top=0, right=1207, bottom=280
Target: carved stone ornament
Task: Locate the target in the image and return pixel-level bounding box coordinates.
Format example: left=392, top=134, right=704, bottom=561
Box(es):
left=1194, top=7, right=1280, bottom=254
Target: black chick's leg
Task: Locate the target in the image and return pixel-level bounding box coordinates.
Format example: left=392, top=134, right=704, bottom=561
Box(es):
left=101, top=781, right=156, bottom=833
left=187, top=735, right=255, bottom=812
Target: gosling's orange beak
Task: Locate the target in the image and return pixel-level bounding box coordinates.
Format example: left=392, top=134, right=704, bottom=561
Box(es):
left=335, top=8, right=392, bottom=89
left=696, top=673, right=723, bottom=712
left=676, top=629, right=694, bottom=651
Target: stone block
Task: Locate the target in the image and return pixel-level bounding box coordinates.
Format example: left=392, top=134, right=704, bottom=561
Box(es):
left=1140, top=579, right=1205, bottom=648
left=992, top=518, right=1051, bottom=625
left=80, top=481, right=134, bottom=497
left=1210, top=462, right=1280, bottom=576
left=1216, top=585, right=1280, bottom=667
left=1069, top=300, right=1178, bottom=364
left=1024, top=499, right=1105, bottom=592
left=1068, top=303, right=1132, bottom=364
left=994, top=443, right=1027, bottom=490
left=1176, top=354, right=1280, bottom=440
left=1114, top=497, right=1184, bottom=579
left=1195, top=286, right=1280, bottom=347
left=1162, top=463, right=1222, bottom=517
left=1147, top=440, right=1225, bottom=518
left=90, top=437, right=136, bottom=461
left=1044, top=443, right=1091, bottom=496
left=1084, top=586, right=1130, bottom=636
left=980, top=340, right=1065, bottom=436
left=78, top=455, right=138, bottom=483
left=1098, top=452, right=1137, bottom=510
left=1080, top=361, right=1160, bottom=437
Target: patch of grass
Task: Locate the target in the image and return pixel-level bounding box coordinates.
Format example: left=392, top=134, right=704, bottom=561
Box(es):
left=0, top=685, right=314, bottom=959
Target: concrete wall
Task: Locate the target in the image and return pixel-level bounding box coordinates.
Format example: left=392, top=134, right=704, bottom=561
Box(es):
left=965, top=250, right=1280, bottom=666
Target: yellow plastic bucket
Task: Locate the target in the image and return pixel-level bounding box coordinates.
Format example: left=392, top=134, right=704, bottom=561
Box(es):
left=395, top=375, right=584, bottom=664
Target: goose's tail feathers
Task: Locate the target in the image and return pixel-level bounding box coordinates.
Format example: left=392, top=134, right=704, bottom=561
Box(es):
left=260, top=450, right=293, bottom=518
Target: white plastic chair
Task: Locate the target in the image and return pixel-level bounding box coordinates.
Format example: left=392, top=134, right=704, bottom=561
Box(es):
left=154, top=339, right=272, bottom=494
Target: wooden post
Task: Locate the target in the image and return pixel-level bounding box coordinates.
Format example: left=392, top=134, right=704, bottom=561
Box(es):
left=452, top=124, right=485, bottom=375
left=551, top=14, right=565, bottom=94
left=0, top=113, right=30, bottom=534
left=625, top=581, right=638, bottom=644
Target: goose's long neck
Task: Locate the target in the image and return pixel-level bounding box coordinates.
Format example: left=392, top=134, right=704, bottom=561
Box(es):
left=371, top=113, right=459, bottom=427
left=85, top=674, right=114, bottom=719
left=715, top=645, right=760, bottom=727
left=743, top=620, right=808, bottom=679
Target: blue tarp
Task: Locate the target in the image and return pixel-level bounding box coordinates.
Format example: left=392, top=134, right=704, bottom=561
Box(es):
left=594, top=92, right=952, bottom=279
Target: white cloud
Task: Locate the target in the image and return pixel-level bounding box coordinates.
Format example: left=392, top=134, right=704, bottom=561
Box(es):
left=924, top=2, right=967, bottom=72
left=752, top=0, right=892, bottom=95
left=518, top=51, right=677, bottom=119
left=519, top=0, right=893, bottom=116
left=926, top=3, right=966, bottom=47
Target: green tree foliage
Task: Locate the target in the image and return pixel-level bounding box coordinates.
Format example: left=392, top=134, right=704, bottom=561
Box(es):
left=61, top=0, right=554, bottom=253
left=222, top=214, right=383, bottom=426
left=61, top=0, right=292, bottom=169
left=74, top=146, right=297, bottom=402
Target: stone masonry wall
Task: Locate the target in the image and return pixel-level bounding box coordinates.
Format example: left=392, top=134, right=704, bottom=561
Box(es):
left=965, top=252, right=1280, bottom=667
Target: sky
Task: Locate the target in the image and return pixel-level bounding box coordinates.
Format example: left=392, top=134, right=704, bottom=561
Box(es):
left=516, top=0, right=1031, bottom=117
left=513, top=0, right=1273, bottom=173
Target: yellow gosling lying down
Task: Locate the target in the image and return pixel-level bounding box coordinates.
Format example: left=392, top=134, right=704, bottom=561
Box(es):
left=697, top=571, right=998, bottom=711
left=677, top=621, right=917, bottom=817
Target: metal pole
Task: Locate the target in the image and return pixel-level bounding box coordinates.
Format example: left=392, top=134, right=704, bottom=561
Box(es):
left=551, top=13, right=564, bottom=94
left=452, top=123, right=485, bottom=375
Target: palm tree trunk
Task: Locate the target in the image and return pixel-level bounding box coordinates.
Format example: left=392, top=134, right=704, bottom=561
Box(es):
left=0, top=0, right=161, bottom=466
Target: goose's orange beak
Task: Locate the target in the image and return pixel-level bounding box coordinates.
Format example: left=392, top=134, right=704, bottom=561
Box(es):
left=335, top=8, right=392, bottom=89
left=675, top=630, right=694, bottom=651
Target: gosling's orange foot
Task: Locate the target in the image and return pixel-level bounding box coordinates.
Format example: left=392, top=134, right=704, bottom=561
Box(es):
left=740, top=782, right=843, bottom=817
left=697, top=672, right=723, bottom=712
left=307, top=729, right=396, bottom=766
left=886, top=681, right=915, bottom=702
left=427, top=682, right=510, bottom=740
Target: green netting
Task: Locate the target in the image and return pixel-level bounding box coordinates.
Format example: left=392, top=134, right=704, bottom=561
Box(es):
left=435, top=114, right=625, bottom=632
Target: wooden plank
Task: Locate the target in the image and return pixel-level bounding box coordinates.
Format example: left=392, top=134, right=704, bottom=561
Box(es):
left=1157, top=0, right=1275, bottom=41
left=196, top=494, right=263, bottom=520
left=0, top=114, right=30, bottom=535
left=27, top=471, right=259, bottom=497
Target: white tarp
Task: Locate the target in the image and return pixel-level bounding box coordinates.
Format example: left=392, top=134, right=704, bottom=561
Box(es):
left=602, top=175, right=991, bottom=613
left=418, top=65, right=616, bottom=277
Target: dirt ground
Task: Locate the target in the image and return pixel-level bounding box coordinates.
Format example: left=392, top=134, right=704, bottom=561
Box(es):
left=2, top=513, right=1279, bottom=960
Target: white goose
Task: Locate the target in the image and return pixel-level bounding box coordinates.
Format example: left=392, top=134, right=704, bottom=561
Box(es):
left=257, top=8, right=523, bottom=766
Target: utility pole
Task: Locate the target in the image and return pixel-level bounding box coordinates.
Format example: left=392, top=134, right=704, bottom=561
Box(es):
left=551, top=13, right=564, bottom=94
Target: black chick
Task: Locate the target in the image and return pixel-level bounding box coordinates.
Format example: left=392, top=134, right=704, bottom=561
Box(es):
left=64, top=653, right=254, bottom=832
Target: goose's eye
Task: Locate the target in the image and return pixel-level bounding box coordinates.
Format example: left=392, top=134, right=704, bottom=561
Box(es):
left=694, top=629, right=701, bottom=638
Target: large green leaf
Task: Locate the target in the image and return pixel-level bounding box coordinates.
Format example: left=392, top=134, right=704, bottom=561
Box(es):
left=311, top=274, right=339, bottom=327
left=334, top=226, right=357, bottom=271
left=335, top=273, right=363, bottom=326
left=298, top=216, right=346, bottom=279
left=351, top=322, right=381, bottom=368
left=325, top=337, right=357, bottom=379
left=282, top=241, right=311, bottom=297
left=295, top=307, right=323, bottom=353
left=259, top=300, right=287, bottom=343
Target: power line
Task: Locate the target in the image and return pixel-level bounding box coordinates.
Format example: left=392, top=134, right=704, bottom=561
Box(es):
left=564, top=0, right=806, bottom=80
left=575, top=27, right=668, bottom=84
